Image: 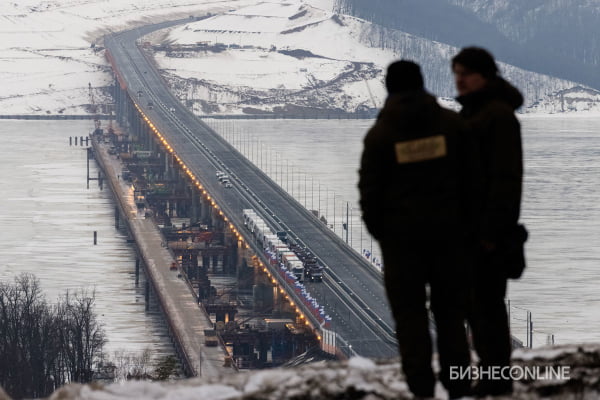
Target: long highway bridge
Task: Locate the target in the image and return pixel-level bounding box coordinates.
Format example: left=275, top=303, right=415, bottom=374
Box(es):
left=102, top=17, right=398, bottom=368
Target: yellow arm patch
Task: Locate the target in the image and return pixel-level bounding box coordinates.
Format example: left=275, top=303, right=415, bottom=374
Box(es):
left=395, top=135, right=447, bottom=164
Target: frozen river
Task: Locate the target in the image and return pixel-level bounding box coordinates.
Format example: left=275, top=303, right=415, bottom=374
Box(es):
left=1, top=115, right=599, bottom=352
left=0, top=120, right=175, bottom=360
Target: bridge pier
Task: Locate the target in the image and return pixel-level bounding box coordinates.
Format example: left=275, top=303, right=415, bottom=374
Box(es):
left=237, top=256, right=254, bottom=291
left=125, top=96, right=135, bottom=130
left=253, top=283, right=274, bottom=313
left=200, top=196, right=210, bottom=225
left=213, top=213, right=224, bottom=243
left=191, top=189, right=200, bottom=225
left=205, top=304, right=237, bottom=324
left=114, top=206, right=120, bottom=228
left=163, top=151, right=171, bottom=180
left=145, top=280, right=150, bottom=311
left=135, top=257, right=140, bottom=285
left=212, top=254, right=220, bottom=273
left=148, top=130, right=156, bottom=153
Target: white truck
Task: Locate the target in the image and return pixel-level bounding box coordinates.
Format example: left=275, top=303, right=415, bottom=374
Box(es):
left=243, top=209, right=258, bottom=229
left=263, top=234, right=279, bottom=249
left=289, top=260, right=305, bottom=282
left=254, top=221, right=270, bottom=246
left=282, top=253, right=304, bottom=282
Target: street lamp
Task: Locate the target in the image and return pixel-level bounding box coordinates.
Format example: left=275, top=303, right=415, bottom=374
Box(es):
left=311, top=177, right=314, bottom=211
left=360, top=218, right=363, bottom=256
left=345, top=201, right=349, bottom=244
left=270, top=149, right=274, bottom=179
left=349, top=205, right=353, bottom=247
left=304, top=172, right=307, bottom=207
left=260, top=141, right=264, bottom=170
left=333, top=192, right=336, bottom=233
left=318, top=182, right=321, bottom=217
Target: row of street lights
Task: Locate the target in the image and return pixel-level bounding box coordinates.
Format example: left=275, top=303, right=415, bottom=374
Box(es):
left=207, top=119, right=380, bottom=269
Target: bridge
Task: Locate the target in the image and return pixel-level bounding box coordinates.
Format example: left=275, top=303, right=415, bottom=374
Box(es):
left=102, top=17, right=398, bottom=373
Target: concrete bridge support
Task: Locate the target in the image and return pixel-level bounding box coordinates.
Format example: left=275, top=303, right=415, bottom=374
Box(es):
left=253, top=283, right=275, bottom=313
left=191, top=189, right=200, bottom=225
left=200, top=197, right=210, bottom=226
left=213, top=214, right=225, bottom=243
left=237, top=254, right=254, bottom=291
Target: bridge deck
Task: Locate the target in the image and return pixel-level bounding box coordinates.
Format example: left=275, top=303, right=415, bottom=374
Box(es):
left=92, top=136, right=236, bottom=378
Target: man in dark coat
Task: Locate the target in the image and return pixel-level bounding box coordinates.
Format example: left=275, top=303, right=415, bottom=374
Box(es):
left=359, top=60, right=472, bottom=400
left=452, top=47, right=524, bottom=397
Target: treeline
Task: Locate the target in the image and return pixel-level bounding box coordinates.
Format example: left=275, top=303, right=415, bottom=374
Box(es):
left=326, top=13, right=575, bottom=106
left=332, top=0, right=514, bottom=59
left=0, top=273, right=106, bottom=399
left=447, top=0, right=600, bottom=89
left=333, top=0, right=600, bottom=89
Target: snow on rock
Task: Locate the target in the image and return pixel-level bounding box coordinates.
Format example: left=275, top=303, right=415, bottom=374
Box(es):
left=0, top=345, right=592, bottom=399
left=42, top=357, right=411, bottom=400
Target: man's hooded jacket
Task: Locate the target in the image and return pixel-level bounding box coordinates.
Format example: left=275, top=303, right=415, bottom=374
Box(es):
left=359, top=90, right=470, bottom=241
left=456, top=77, right=524, bottom=242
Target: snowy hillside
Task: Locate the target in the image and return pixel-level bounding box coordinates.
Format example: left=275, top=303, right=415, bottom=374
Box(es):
left=150, top=1, right=600, bottom=116
left=334, top=0, right=600, bottom=90
left=151, top=3, right=389, bottom=116
left=0, top=0, right=263, bottom=115
left=0, top=0, right=599, bottom=116
left=447, top=0, right=600, bottom=89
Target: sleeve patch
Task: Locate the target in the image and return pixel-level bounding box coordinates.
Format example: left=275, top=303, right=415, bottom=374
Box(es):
left=395, top=135, right=447, bottom=164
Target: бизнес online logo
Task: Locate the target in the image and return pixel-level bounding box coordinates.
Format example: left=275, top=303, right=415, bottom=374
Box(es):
left=449, top=366, right=570, bottom=381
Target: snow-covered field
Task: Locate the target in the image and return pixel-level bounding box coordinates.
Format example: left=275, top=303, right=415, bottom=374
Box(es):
left=2, top=0, right=600, bottom=116
left=149, top=1, right=600, bottom=115
left=151, top=1, right=389, bottom=115
left=0, top=0, right=265, bottom=115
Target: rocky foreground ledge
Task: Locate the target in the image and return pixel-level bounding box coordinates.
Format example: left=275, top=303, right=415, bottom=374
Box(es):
left=1, top=344, right=599, bottom=400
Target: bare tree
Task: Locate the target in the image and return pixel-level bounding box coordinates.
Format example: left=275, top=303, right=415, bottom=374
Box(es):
left=57, top=289, right=107, bottom=383
left=111, top=347, right=153, bottom=381
left=129, top=347, right=152, bottom=380
left=0, top=274, right=107, bottom=399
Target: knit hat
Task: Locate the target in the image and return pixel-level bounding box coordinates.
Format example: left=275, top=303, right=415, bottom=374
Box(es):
left=451, top=47, right=499, bottom=79
left=385, top=60, right=424, bottom=94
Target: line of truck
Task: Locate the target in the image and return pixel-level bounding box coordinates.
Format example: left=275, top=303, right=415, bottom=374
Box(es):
left=243, top=209, right=324, bottom=283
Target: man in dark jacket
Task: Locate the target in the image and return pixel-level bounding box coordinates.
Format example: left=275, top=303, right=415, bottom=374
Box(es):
left=359, top=60, right=472, bottom=400
left=452, top=47, right=524, bottom=397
